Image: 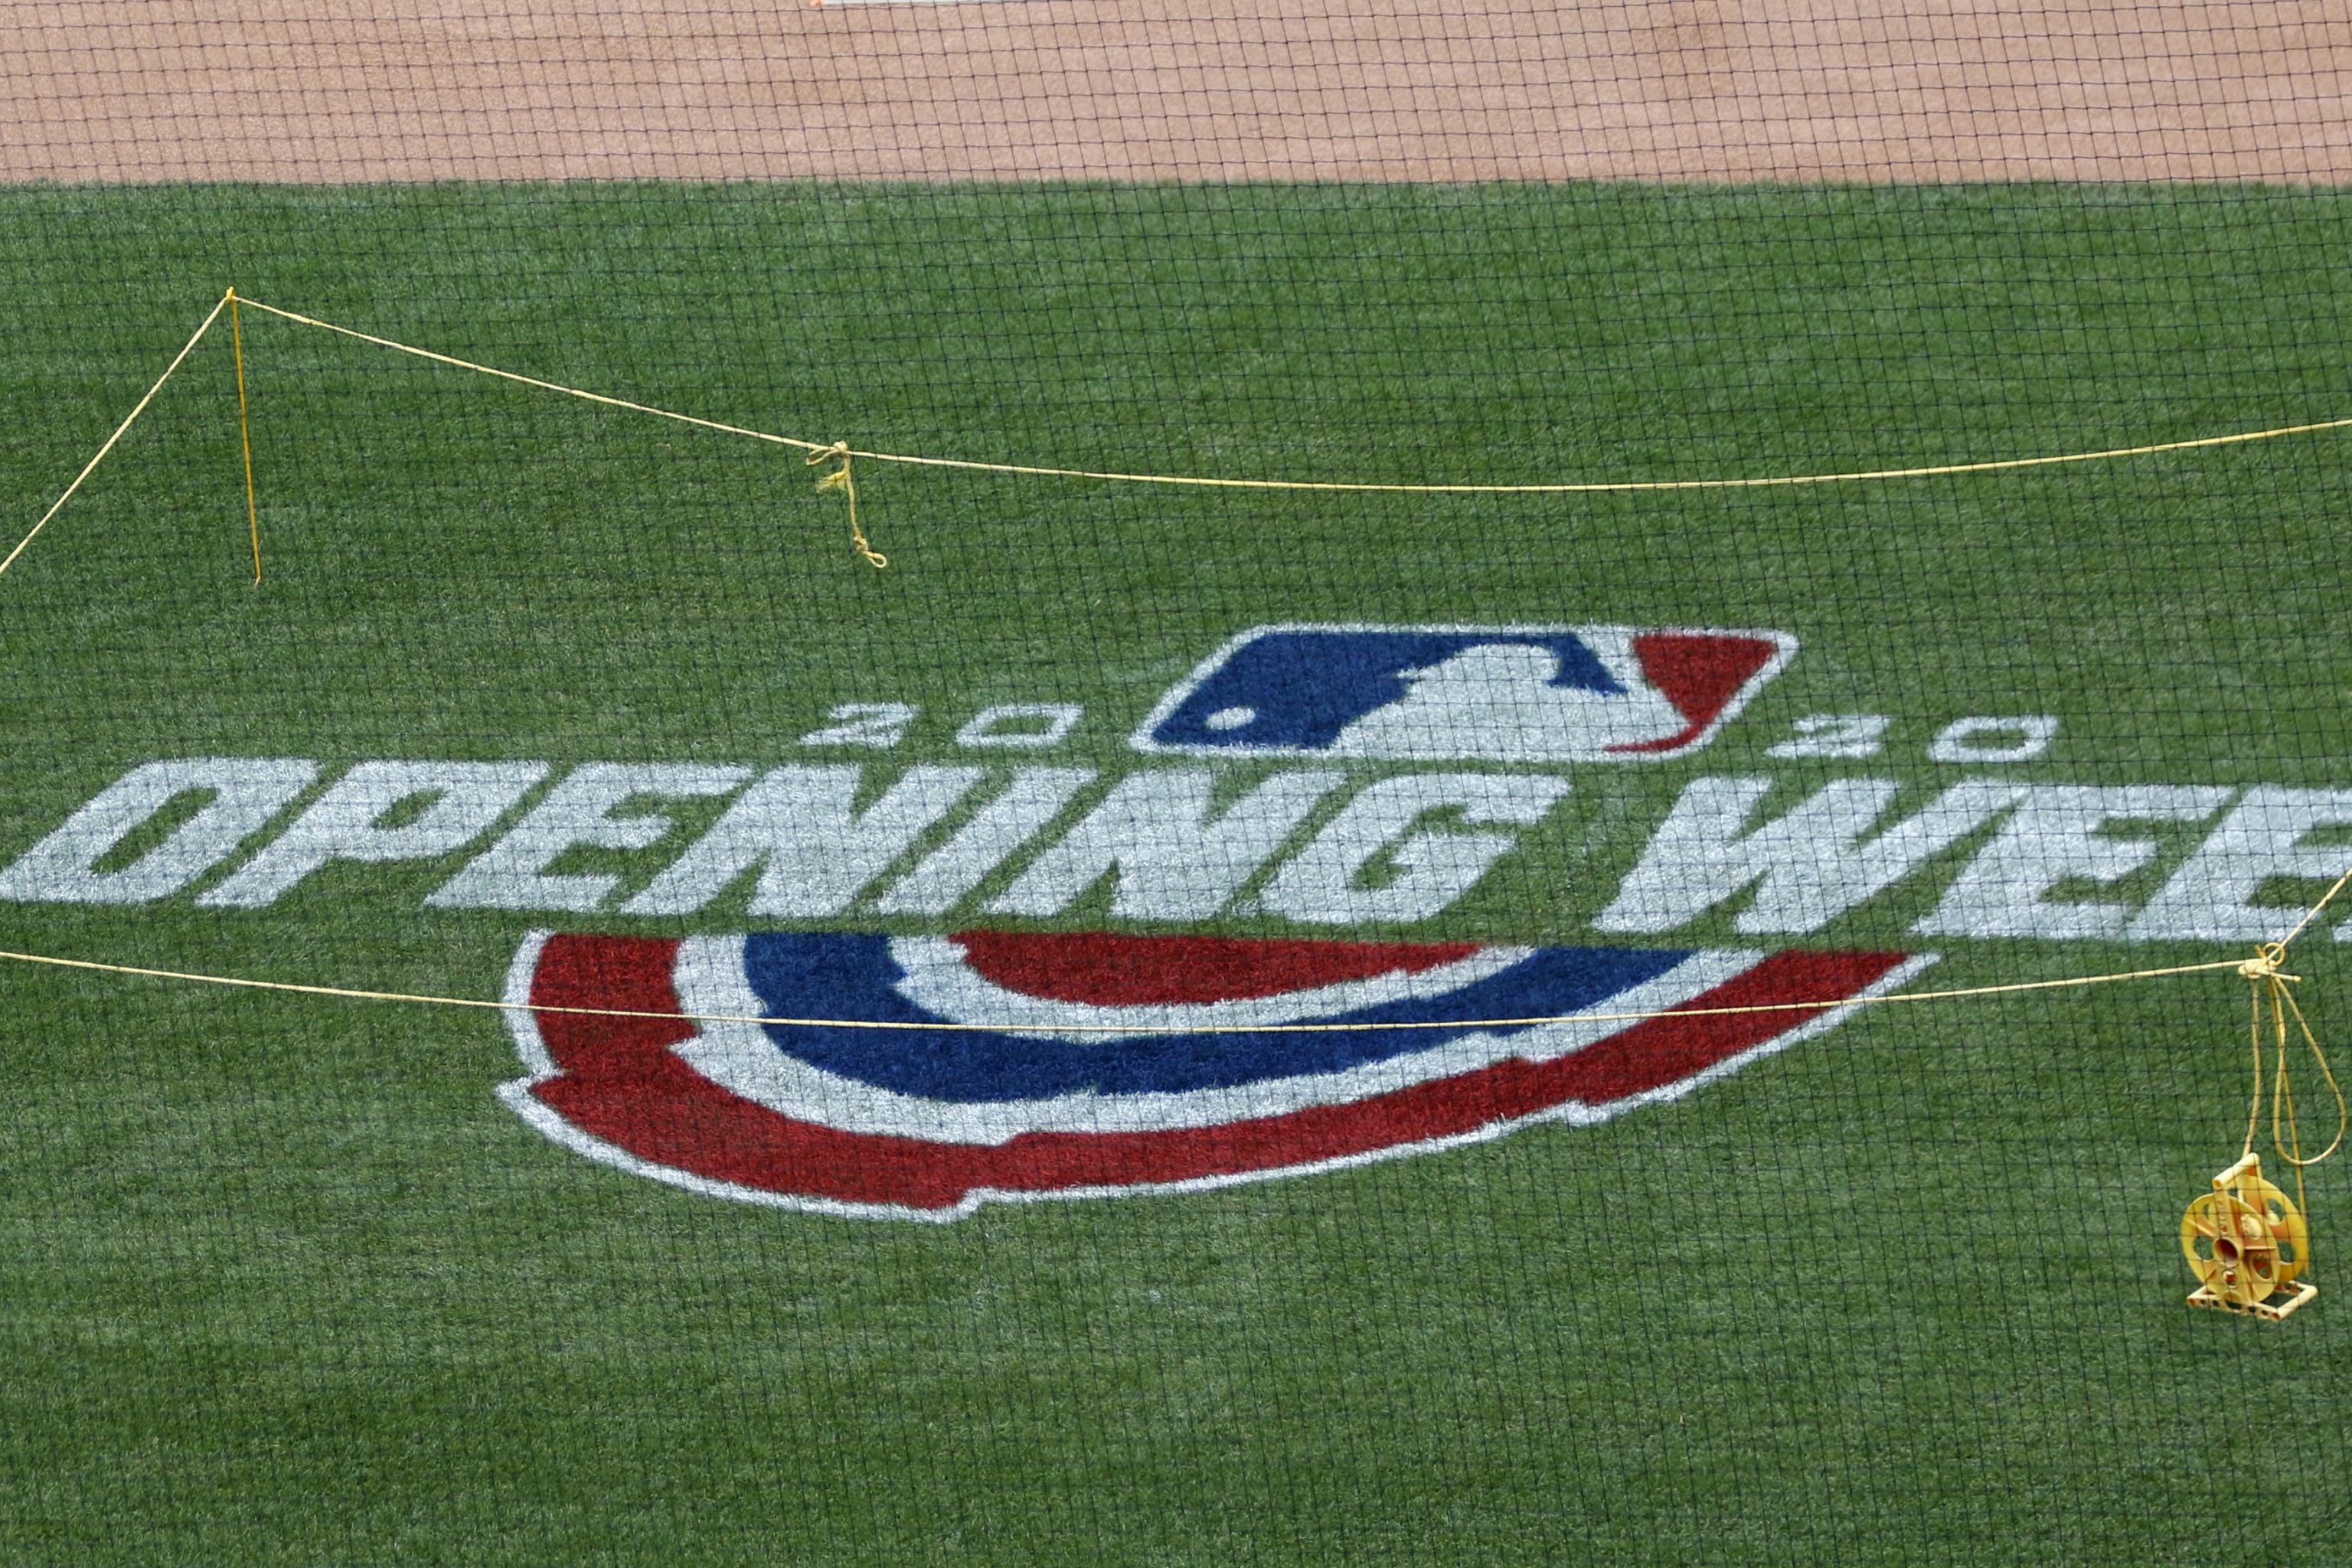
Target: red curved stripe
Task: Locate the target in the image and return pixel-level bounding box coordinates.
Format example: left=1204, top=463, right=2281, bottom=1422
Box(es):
left=523, top=936, right=1905, bottom=1212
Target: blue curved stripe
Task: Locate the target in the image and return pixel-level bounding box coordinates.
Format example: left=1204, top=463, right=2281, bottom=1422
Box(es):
left=743, top=933, right=1694, bottom=1102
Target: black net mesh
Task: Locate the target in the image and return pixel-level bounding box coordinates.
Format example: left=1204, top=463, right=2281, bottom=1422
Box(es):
left=2, top=4, right=2347, bottom=1562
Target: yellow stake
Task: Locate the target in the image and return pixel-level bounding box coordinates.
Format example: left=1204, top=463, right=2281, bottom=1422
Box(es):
left=230, top=288, right=261, bottom=583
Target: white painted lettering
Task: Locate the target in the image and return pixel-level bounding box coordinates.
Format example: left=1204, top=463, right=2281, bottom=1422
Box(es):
left=0, top=759, right=318, bottom=905
left=1929, top=716, right=2058, bottom=763
left=955, top=704, right=1083, bottom=750
left=1594, top=776, right=2025, bottom=936
left=430, top=763, right=752, bottom=913
left=200, top=761, right=547, bottom=908
left=797, top=703, right=917, bottom=749
left=872, top=768, right=1096, bottom=916
left=1263, top=772, right=1572, bottom=926
left=2129, top=787, right=2352, bottom=942
left=990, top=768, right=1342, bottom=920
left=1916, top=786, right=2233, bottom=939
left=1766, top=714, right=1890, bottom=760
left=624, top=764, right=983, bottom=918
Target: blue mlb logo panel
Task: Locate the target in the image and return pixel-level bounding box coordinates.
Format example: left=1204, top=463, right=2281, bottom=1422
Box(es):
left=1132, top=624, right=1795, bottom=762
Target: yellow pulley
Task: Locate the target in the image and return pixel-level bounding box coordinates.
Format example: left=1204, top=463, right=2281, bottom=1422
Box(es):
left=2182, top=1153, right=2316, bottom=1318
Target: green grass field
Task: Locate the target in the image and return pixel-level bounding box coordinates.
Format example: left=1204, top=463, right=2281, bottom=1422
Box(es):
left=3, top=182, right=2350, bottom=1563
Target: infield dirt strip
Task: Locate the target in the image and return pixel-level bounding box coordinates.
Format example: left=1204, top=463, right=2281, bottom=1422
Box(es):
left=2, top=1, right=2345, bottom=184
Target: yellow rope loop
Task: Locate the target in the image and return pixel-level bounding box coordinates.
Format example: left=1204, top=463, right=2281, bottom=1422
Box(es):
left=807, top=440, right=886, bottom=569
left=2236, top=933, right=2345, bottom=1180
left=2269, top=978, right=2347, bottom=1169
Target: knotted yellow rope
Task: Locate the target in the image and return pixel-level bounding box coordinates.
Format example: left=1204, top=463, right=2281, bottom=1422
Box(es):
left=808, top=441, right=886, bottom=569
left=2237, top=943, right=2348, bottom=1169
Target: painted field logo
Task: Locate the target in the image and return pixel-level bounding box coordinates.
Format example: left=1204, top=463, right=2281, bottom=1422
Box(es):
left=501, top=930, right=1930, bottom=1219
left=1132, top=623, right=1796, bottom=762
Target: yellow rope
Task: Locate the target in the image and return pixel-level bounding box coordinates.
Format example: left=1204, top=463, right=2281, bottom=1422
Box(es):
left=808, top=441, right=886, bottom=568
left=233, top=296, right=831, bottom=454
left=6, top=293, right=2351, bottom=1168
left=2272, top=983, right=2344, bottom=1166
left=2244, top=971, right=2269, bottom=1161
left=0, top=292, right=233, bottom=580
left=2238, top=949, right=2348, bottom=1170
left=2272, top=861, right=2352, bottom=950
left=2250, top=962, right=2342, bottom=1268
left=2228, top=937, right=2344, bottom=1261
left=838, top=420, right=2352, bottom=494
left=22, top=291, right=2350, bottom=587
left=0, top=945, right=2250, bottom=1037
left=227, top=294, right=2352, bottom=498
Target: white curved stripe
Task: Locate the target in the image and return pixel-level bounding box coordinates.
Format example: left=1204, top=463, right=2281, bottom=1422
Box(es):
left=885, top=934, right=1532, bottom=1037
left=498, top=929, right=1936, bottom=1223
left=666, top=937, right=1764, bottom=1145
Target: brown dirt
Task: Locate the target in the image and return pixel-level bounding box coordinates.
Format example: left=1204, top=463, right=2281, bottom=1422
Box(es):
left=2, top=0, right=2347, bottom=184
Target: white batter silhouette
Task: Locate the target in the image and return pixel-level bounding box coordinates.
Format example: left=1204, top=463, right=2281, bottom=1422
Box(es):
left=1325, top=642, right=1683, bottom=761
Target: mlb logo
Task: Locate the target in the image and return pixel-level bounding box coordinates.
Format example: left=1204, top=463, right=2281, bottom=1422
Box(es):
left=1131, top=623, right=1796, bottom=763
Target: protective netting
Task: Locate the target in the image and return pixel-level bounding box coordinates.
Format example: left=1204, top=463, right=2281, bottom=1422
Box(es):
left=3, top=4, right=2350, bottom=1563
